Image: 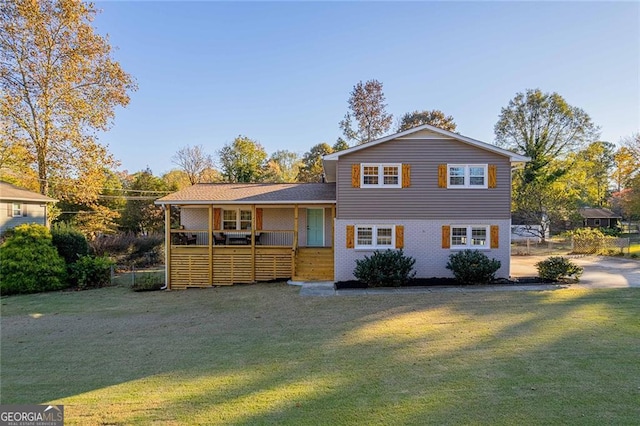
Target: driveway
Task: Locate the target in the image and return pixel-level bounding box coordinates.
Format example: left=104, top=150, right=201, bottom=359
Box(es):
left=511, top=255, right=640, bottom=289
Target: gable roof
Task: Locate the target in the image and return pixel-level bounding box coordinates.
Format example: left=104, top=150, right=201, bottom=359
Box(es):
left=155, top=183, right=336, bottom=205
left=0, top=181, right=57, bottom=203
left=578, top=207, right=621, bottom=219
left=322, top=124, right=530, bottom=182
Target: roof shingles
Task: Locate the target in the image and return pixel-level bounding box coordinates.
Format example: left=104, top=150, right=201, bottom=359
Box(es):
left=155, top=183, right=336, bottom=204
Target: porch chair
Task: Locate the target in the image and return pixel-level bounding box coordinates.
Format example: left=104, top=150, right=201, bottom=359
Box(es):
left=213, top=232, right=226, bottom=245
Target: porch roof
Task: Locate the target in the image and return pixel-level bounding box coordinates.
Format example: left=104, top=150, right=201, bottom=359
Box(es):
left=155, top=183, right=336, bottom=205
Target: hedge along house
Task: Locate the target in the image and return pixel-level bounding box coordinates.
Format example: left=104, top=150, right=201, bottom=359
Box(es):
left=0, top=181, right=57, bottom=234
left=154, top=183, right=336, bottom=289
left=156, top=124, right=529, bottom=289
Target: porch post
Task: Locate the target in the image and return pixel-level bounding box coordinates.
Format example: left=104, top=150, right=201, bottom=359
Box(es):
left=208, top=204, right=213, bottom=286
left=164, top=204, right=172, bottom=290
left=292, top=204, right=299, bottom=278
left=251, top=204, right=256, bottom=282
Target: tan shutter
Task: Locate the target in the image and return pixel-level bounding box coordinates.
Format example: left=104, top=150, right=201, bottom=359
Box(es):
left=438, top=164, right=447, bottom=188
left=488, top=165, right=497, bottom=188
left=442, top=225, right=451, bottom=249
left=7, top=203, right=12, bottom=217
left=401, top=164, right=411, bottom=188
left=346, top=225, right=355, bottom=248
left=255, top=208, right=263, bottom=230
left=22, top=204, right=27, bottom=216
left=351, top=164, right=360, bottom=188
left=490, top=225, right=499, bottom=248
left=214, top=208, right=221, bottom=230
left=395, top=225, right=404, bottom=249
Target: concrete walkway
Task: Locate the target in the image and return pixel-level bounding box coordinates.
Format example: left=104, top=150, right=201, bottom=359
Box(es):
left=294, top=255, right=640, bottom=296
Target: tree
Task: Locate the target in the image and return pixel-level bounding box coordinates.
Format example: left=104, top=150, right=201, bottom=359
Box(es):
left=339, top=79, right=393, bottom=145
left=119, top=169, right=167, bottom=234
left=297, top=143, right=333, bottom=183
left=171, top=145, right=214, bottom=185
left=396, top=109, right=457, bottom=132
left=558, top=141, right=615, bottom=207
left=162, top=169, right=192, bottom=191
left=264, top=150, right=301, bottom=183
left=332, top=138, right=349, bottom=152
left=612, top=146, right=637, bottom=192
left=494, top=89, right=598, bottom=185
left=0, top=0, right=136, bottom=200
left=218, top=136, right=268, bottom=183
left=621, top=132, right=640, bottom=163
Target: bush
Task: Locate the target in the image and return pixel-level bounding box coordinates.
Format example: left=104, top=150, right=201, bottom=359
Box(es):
left=354, top=249, right=416, bottom=287
left=70, top=255, right=114, bottom=290
left=0, top=224, right=67, bottom=295
left=570, top=228, right=616, bottom=254
left=131, top=273, right=165, bottom=292
left=446, top=250, right=501, bottom=285
left=536, top=256, right=583, bottom=281
left=51, top=222, right=89, bottom=264
left=90, top=232, right=164, bottom=266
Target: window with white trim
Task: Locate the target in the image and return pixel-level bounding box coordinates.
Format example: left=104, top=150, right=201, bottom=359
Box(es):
left=361, top=164, right=401, bottom=188
left=222, top=209, right=252, bottom=230
left=355, top=225, right=396, bottom=249
left=451, top=225, right=489, bottom=249
left=12, top=203, right=22, bottom=217
left=448, top=164, right=487, bottom=188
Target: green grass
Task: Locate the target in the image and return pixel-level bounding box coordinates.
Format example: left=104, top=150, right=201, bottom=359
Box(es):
left=2, top=284, right=639, bottom=425
left=629, top=243, right=640, bottom=255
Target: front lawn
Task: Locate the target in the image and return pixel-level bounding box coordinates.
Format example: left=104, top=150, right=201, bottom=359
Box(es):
left=1, top=284, right=638, bottom=425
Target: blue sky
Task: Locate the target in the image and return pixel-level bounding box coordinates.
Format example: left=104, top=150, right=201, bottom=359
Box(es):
left=94, top=1, right=640, bottom=175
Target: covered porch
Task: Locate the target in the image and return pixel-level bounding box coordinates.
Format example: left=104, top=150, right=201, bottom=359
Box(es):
left=156, top=183, right=337, bottom=289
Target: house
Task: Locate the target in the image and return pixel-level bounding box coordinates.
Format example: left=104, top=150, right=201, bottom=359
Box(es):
left=0, top=181, right=57, bottom=234
left=578, top=207, right=621, bottom=230
left=155, top=124, right=529, bottom=289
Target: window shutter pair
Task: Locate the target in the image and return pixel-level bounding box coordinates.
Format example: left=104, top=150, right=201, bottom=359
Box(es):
left=438, top=164, right=497, bottom=188
left=345, top=225, right=404, bottom=249
left=441, top=225, right=500, bottom=248
left=351, top=164, right=411, bottom=188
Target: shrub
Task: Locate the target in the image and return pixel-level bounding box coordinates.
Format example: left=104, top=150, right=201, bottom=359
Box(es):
left=535, top=256, right=583, bottom=281
left=131, top=273, right=165, bottom=292
left=354, top=249, right=416, bottom=287
left=70, top=255, right=114, bottom=290
left=446, top=250, right=501, bottom=285
left=570, top=227, right=616, bottom=254
left=90, top=232, right=164, bottom=266
left=0, top=224, right=67, bottom=295
left=51, top=222, right=89, bottom=264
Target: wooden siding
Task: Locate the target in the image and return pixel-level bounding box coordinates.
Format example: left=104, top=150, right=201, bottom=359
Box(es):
left=169, top=246, right=293, bottom=289
left=336, top=137, right=512, bottom=220
left=294, top=247, right=334, bottom=281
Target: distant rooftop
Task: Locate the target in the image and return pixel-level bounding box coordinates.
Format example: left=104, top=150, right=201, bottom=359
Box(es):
left=578, top=208, right=621, bottom=219
left=0, top=181, right=57, bottom=203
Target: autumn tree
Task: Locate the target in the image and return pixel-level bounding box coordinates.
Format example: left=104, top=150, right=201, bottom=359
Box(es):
left=297, top=143, right=333, bottom=183
left=171, top=145, right=214, bottom=185
left=396, top=109, right=457, bottom=132
left=264, top=150, right=301, bottom=183
left=0, top=0, right=136, bottom=201
left=162, top=170, right=192, bottom=191
left=218, top=136, right=268, bottom=183
left=621, top=132, right=640, bottom=163
left=558, top=141, right=615, bottom=207
left=612, top=146, right=637, bottom=192
left=339, top=79, right=393, bottom=145
left=495, top=89, right=598, bottom=185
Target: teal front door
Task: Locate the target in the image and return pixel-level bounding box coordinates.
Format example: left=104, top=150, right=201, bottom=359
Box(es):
left=306, top=209, right=324, bottom=247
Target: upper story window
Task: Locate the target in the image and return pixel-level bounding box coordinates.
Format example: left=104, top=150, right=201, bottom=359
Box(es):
left=12, top=203, right=22, bottom=217
left=361, top=164, right=401, bottom=188
left=355, top=225, right=395, bottom=249
left=223, top=209, right=252, bottom=230
left=448, top=164, right=487, bottom=188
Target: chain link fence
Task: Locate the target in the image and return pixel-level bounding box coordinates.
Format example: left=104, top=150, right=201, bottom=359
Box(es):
left=513, top=236, right=637, bottom=256
left=111, top=264, right=165, bottom=290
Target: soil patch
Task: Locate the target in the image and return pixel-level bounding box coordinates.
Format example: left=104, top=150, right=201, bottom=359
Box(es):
left=335, top=276, right=552, bottom=289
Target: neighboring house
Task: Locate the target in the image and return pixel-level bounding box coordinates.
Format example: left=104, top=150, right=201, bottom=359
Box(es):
left=155, top=124, right=529, bottom=289
left=578, top=208, right=621, bottom=229
left=0, top=181, right=57, bottom=234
